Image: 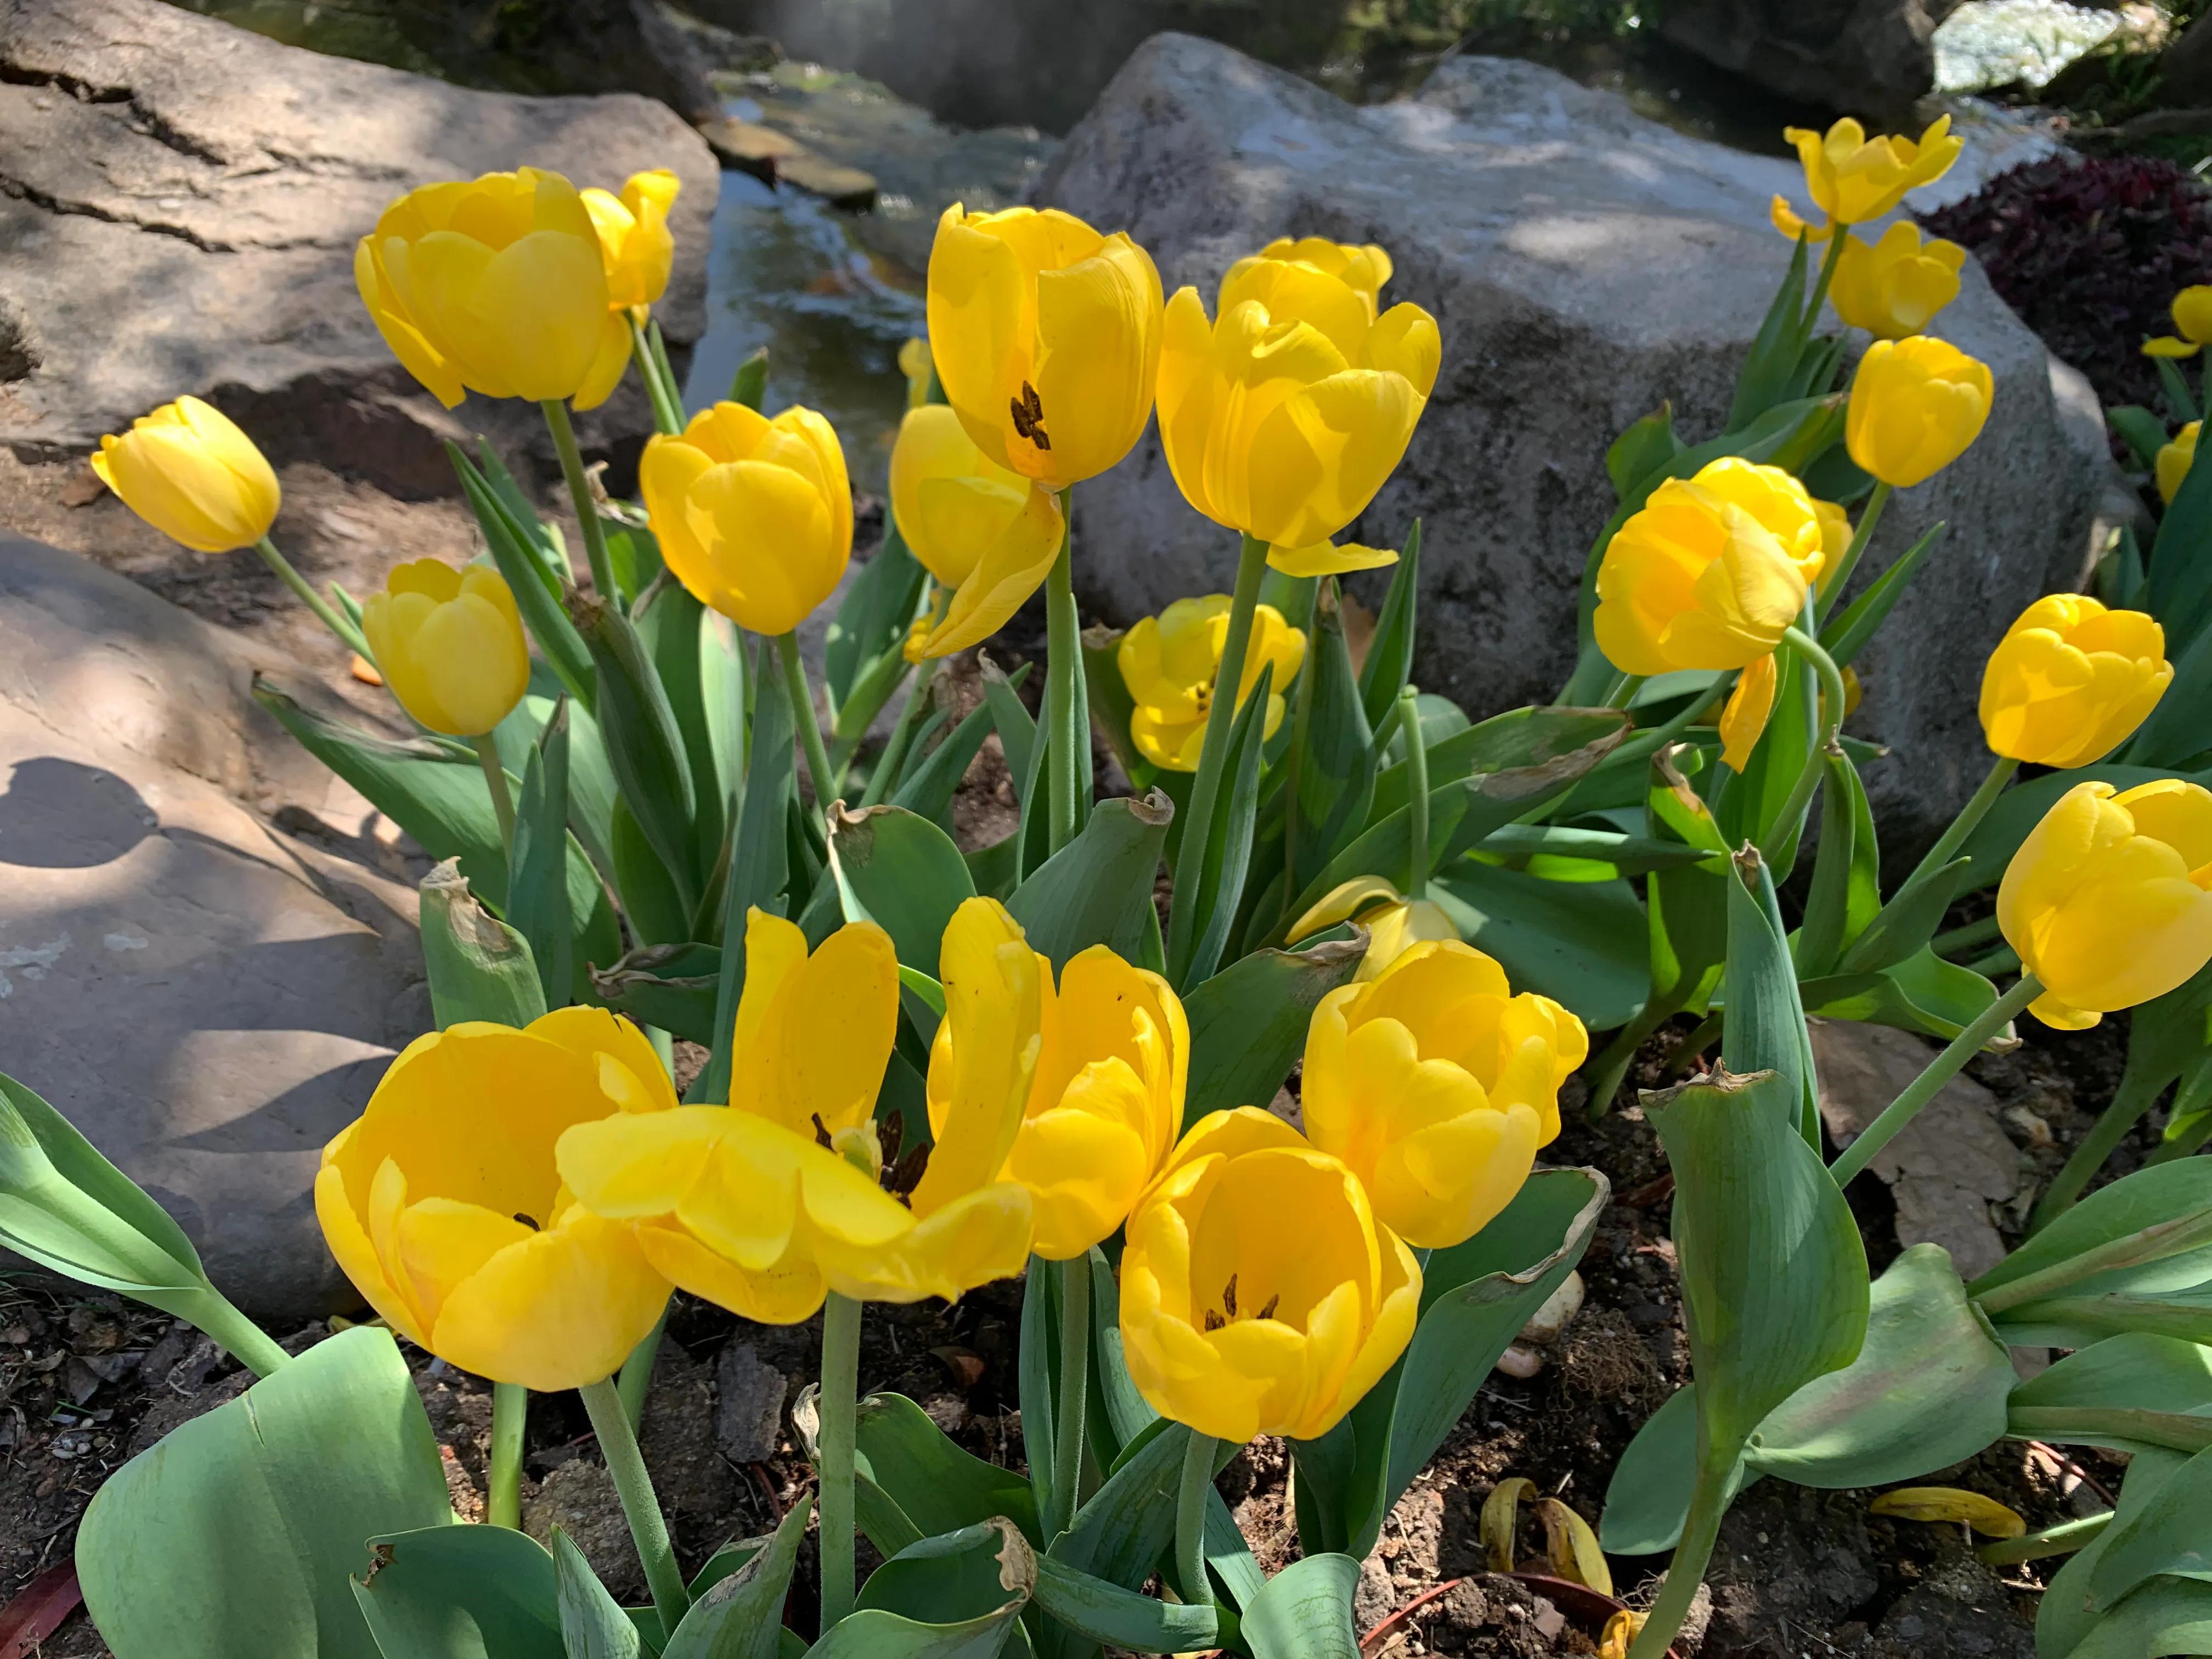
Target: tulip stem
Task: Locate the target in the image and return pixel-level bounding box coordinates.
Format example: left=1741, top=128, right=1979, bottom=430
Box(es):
left=1168, top=532, right=1270, bottom=987
left=1803, top=224, right=1852, bottom=340
left=183, top=1288, right=292, bottom=1378
left=541, top=399, right=622, bottom=606
left=2031, top=1065, right=2170, bottom=1232
left=471, top=735, right=517, bottom=849
left=1755, top=627, right=1849, bottom=872
left=252, top=535, right=371, bottom=661
left=777, top=631, right=840, bottom=811
left=628, top=314, right=686, bottom=436
left=1814, top=481, right=1891, bottom=623
left=1399, top=686, right=1431, bottom=901
left=1625, top=1452, right=1732, bottom=1659
left=580, top=1375, right=689, bottom=1635
left=1043, top=486, right=1090, bottom=855
left=1048, top=1255, right=1091, bottom=1538
left=617, top=1299, right=670, bottom=1431
left=488, top=1383, right=526, bottom=1528
left=1829, top=973, right=2041, bottom=1187
left=817, top=1292, right=863, bottom=1633
left=1901, top=752, right=2021, bottom=898
left=1175, top=1430, right=1217, bottom=1607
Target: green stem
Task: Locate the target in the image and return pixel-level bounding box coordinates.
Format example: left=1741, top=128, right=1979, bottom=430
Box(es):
left=541, top=399, right=620, bottom=605
left=2032, top=1067, right=2169, bottom=1232
left=488, top=1382, right=526, bottom=1529
left=1604, top=672, right=1646, bottom=709
left=471, top=734, right=516, bottom=850
left=2152, top=1108, right=2212, bottom=1165
left=1627, top=1456, right=1732, bottom=1659
left=1830, top=974, right=2042, bottom=1186
left=1755, top=627, right=1849, bottom=870
left=1932, top=913, right=2005, bottom=958
left=1814, top=481, right=1890, bottom=623
left=1400, top=685, right=1431, bottom=901
left=628, top=314, right=686, bottom=436
left=579, top=1376, right=690, bottom=1634
left=817, top=1293, right=864, bottom=1632
left=1044, top=486, right=1086, bottom=854
left=617, top=1299, right=670, bottom=1431
left=183, top=1288, right=291, bottom=1378
left=1175, top=1431, right=1217, bottom=1608
left=1803, top=224, right=1852, bottom=338
left=1167, top=533, right=1269, bottom=985
left=253, top=535, right=371, bottom=659
left=1904, top=753, right=2020, bottom=894
left=1049, top=1255, right=1091, bottom=1538
left=777, top=630, right=840, bottom=811
left=1978, top=1512, right=2109, bottom=1566
left=860, top=656, right=939, bottom=808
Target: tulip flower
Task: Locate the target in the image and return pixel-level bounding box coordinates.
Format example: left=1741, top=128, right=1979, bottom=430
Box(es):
left=1845, top=336, right=1993, bottom=489
left=1811, top=499, right=1853, bottom=589
left=315, top=1008, right=675, bottom=1390
left=362, top=560, right=531, bottom=737
left=92, top=397, right=280, bottom=554
left=1998, top=779, right=2212, bottom=1030
left=1979, top=595, right=2171, bottom=768
left=1719, top=650, right=1780, bottom=772
left=641, top=400, right=854, bottom=636
left=900, top=336, right=934, bottom=408
left=1226, top=236, right=1395, bottom=318
left=354, top=167, right=630, bottom=410
left=1301, top=940, right=1585, bottom=1248
left=1286, top=874, right=1458, bottom=980
left=1120, top=1107, right=1421, bottom=1443
left=1158, top=246, right=1440, bottom=549
left=889, top=404, right=1065, bottom=658
left=2145, top=286, right=2212, bottom=359
left=1002, top=945, right=1187, bottom=1261
left=1593, top=457, right=1826, bottom=676
left=926, top=205, right=1162, bottom=488
left=582, top=168, right=680, bottom=318
left=2160, top=421, right=2199, bottom=506
left=1828, top=223, right=1966, bottom=339
left=1770, top=116, right=1963, bottom=237
left=724, top=909, right=901, bottom=1143
left=1268, top=539, right=1400, bottom=578
left=1118, top=595, right=1308, bottom=771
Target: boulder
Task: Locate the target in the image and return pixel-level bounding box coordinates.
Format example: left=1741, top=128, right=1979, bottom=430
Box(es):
left=0, top=0, right=719, bottom=496
left=0, top=536, right=428, bottom=1323
left=1653, top=0, right=1963, bottom=129
left=1038, top=37, right=2108, bottom=847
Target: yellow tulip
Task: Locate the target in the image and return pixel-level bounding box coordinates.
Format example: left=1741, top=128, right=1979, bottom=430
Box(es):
left=1774, top=116, right=1963, bottom=235
left=362, top=560, right=531, bottom=737
left=926, top=205, right=1162, bottom=488
left=2145, top=286, right=2212, bottom=359
left=1285, top=875, right=1459, bottom=981
left=1001, top=945, right=1187, bottom=1261
left=1593, top=457, right=1825, bottom=676
left=1845, top=336, right=1994, bottom=488
left=1719, top=651, right=1780, bottom=772
left=2160, top=421, right=2199, bottom=506
left=557, top=905, right=1036, bottom=1320
left=1117, top=595, right=1308, bottom=771
left=900, top=336, right=935, bottom=408
left=1159, top=244, right=1440, bottom=548
left=582, top=168, right=680, bottom=317
left=1829, top=223, right=1966, bottom=340
left=1812, top=498, right=1854, bottom=591
left=1223, top=236, right=1395, bottom=319
left=354, top=167, right=630, bottom=410
left=1997, top=779, right=2212, bottom=1030
left=1301, top=940, right=1584, bottom=1248
left=1268, top=540, right=1399, bottom=578
left=889, top=404, right=1065, bottom=658
left=91, top=397, right=280, bottom=554
left=641, top=400, right=853, bottom=635
left=1979, top=595, right=2171, bottom=768
left=315, top=1008, right=674, bottom=1390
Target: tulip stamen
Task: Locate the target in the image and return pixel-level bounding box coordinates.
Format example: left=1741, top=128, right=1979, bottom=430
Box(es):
left=1222, top=1272, right=1239, bottom=1318
left=1010, top=381, right=1052, bottom=451
left=1200, top=1275, right=1282, bottom=1330
left=512, top=1212, right=540, bottom=1231
left=811, top=1113, right=834, bottom=1150
left=885, top=1141, right=931, bottom=1205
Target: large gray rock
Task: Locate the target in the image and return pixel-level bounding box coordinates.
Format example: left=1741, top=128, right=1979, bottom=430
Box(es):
left=0, top=0, right=719, bottom=495
left=1654, top=0, right=1962, bottom=129
left=1039, top=38, right=2108, bottom=847
left=0, top=536, right=428, bottom=1322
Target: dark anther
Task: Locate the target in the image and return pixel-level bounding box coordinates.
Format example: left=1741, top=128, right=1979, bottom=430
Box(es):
left=1010, top=380, right=1051, bottom=450
left=1222, top=1272, right=1239, bottom=1319
left=1258, top=1293, right=1280, bottom=1321
left=878, top=1111, right=904, bottom=1167
left=887, top=1140, right=932, bottom=1199
left=812, top=1112, right=834, bottom=1149
left=1203, top=1309, right=1227, bottom=1333
left=512, top=1212, right=540, bottom=1231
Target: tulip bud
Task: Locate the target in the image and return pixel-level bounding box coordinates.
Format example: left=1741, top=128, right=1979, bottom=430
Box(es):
left=899, top=336, right=935, bottom=408
left=1117, top=595, right=1308, bottom=771
left=1829, top=223, right=1965, bottom=340
left=2159, top=421, right=2199, bottom=506
left=889, top=404, right=1064, bottom=658
left=927, top=204, right=1163, bottom=488
left=1997, top=779, right=2212, bottom=1030
left=361, top=560, right=531, bottom=737
left=1845, top=336, right=1993, bottom=488
left=583, top=168, right=680, bottom=317
left=91, top=397, right=280, bottom=553
left=1774, top=116, right=1963, bottom=234
left=355, top=166, right=631, bottom=410
left=1979, top=595, right=2171, bottom=767
left=2144, top=286, right=2212, bottom=359
left=640, top=400, right=853, bottom=635
left=1285, top=875, right=1458, bottom=980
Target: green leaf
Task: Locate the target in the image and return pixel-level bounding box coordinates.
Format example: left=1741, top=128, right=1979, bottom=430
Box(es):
left=1818, top=522, right=1946, bottom=672
left=2087, top=1439, right=2212, bottom=1612
left=2126, top=619, right=2212, bottom=769
left=604, top=519, right=664, bottom=608
left=894, top=699, right=998, bottom=828
left=831, top=806, right=977, bottom=979
left=1601, top=1386, right=1752, bottom=1556
left=635, top=580, right=728, bottom=881
left=2150, top=378, right=2212, bottom=653
left=1368, top=704, right=1630, bottom=825
left=352, top=1523, right=563, bottom=1659
left=730, top=347, right=769, bottom=410
left=1052, top=1417, right=1193, bottom=1592
left=1800, top=947, right=1998, bottom=1040
left=826, top=523, right=927, bottom=712
left=1960, top=765, right=2212, bottom=891
left=511, top=702, right=578, bottom=1006
left=2064, top=1575, right=2212, bottom=1659
left=1977, top=1161, right=2212, bottom=1305
left=1722, top=850, right=1818, bottom=1141
left=1176, top=661, right=1277, bottom=987
left=1606, top=403, right=1682, bottom=502
left=448, top=444, right=595, bottom=710
left=1031, top=1555, right=1216, bottom=1655
left=1008, top=791, right=1172, bottom=971
left=1728, top=232, right=1812, bottom=429
left=571, top=592, right=699, bottom=912
left=1430, top=860, right=1650, bottom=1029
left=1085, top=1245, right=1155, bottom=1452
left=853, top=1394, right=1041, bottom=1548
left=613, top=794, right=694, bottom=947
left=1289, top=584, right=1377, bottom=893
left=2038, top=1447, right=2194, bottom=1659
left=2007, top=1334, right=2212, bottom=1455
left=1356, top=520, right=1422, bottom=731
left=1238, top=1553, right=1361, bottom=1659
left=1019, top=1251, right=1060, bottom=1539
left=419, top=860, right=549, bottom=1029
left=1081, top=625, right=1152, bottom=789
left=554, top=1529, right=642, bottom=1658
left=1795, top=749, right=1878, bottom=979
left=1181, top=937, right=1365, bottom=1131
left=664, top=1498, right=811, bottom=1659
left=78, top=1328, right=455, bottom=1659
left=2109, top=405, right=2172, bottom=471
left=1469, top=824, right=1719, bottom=881
left=1835, top=857, right=1969, bottom=977
left=592, top=943, right=720, bottom=1046
left=810, top=1520, right=1032, bottom=1659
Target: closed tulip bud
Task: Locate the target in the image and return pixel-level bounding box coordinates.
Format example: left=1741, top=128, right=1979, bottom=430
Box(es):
left=1301, top=941, right=1585, bottom=1249
left=1980, top=595, right=2171, bottom=767
left=641, top=400, right=853, bottom=635
left=1117, top=595, right=1307, bottom=771
left=362, top=560, right=531, bottom=737
left=1829, top=223, right=1966, bottom=339
left=1120, top=1107, right=1421, bottom=1442
left=927, top=204, right=1162, bottom=488
left=91, top=397, right=280, bottom=553
left=1160, top=243, right=1440, bottom=548
left=582, top=168, right=680, bottom=317
left=315, top=1008, right=675, bottom=1389
left=1594, top=457, right=1825, bottom=676
left=1775, top=115, right=1962, bottom=233
left=354, top=167, right=631, bottom=410
left=890, top=404, right=1065, bottom=658
left=1998, top=779, right=2212, bottom=1030
left=1845, top=336, right=1993, bottom=488
left=2160, top=421, right=2199, bottom=506
left=1286, top=875, right=1458, bottom=981
left=2145, top=286, right=2212, bottom=359
left=1001, top=945, right=1187, bottom=1260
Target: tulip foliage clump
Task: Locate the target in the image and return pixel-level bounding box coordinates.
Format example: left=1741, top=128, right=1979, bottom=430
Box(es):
left=16, top=122, right=2212, bottom=1659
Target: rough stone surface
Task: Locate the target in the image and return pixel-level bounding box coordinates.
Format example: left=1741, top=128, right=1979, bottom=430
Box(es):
left=715, top=1339, right=789, bottom=1464
left=0, top=536, right=428, bottom=1321
left=1654, top=0, right=1963, bottom=128
left=0, top=0, right=718, bottom=496
left=1811, top=1017, right=2021, bottom=1278
left=524, top=1458, right=644, bottom=1601
left=1037, top=37, right=2108, bottom=845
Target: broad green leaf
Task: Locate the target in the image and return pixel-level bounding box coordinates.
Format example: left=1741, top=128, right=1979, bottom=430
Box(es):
left=2008, top=1334, right=2212, bottom=1455
left=553, top=1529, right=642, bottom=1658
left=1356, top=520, right=1421, bottom=731
left=1031, top=1555, right=1216, bottom=1655
left=2063, top=1575, right=2212, bottom=1659
left=634, top=579, right=727, bottom=879
left=854, top=1394, right=1041, bottom=1547
left=1378, top=693, right=1469, bottom=767
left=80, top=1328, right=454, bottom=1659
left=2128, top=619, right=2212, bottom=769
left=1976, top=1161, right=2212, bottom=1304
left=894, top=699, right=998, bottom=828
left=1800, top=947, right=1998, bottom=1040
left=1008, top=791, right=1171, bottom=971
left=2087, top=1440, right=2212, bottom=1613
left=1980, top=1161, right=2212, bottom=1350
left=1052, top=1417, right=1193, bottom=1593
left=831, top=806, right=977, bottom=979
left=613, top=793, right=694, bottom=947
left=571, top=594, right=698, bottom=911
left=1290, top=583, right=1376, bottom=894
left=1722, top=851, right=1816, bottom=1142
left=664, top=1497, right=810, bottom=1659
left=1795, top=748, right=1877, bottom=979
left=1714, top=623, right=1815, bottom=866
left=811, top=1520, right=1032, bottom=1659
left=1728, top=232, right=1812, bottom=430
left=2039, top=1447, right=2193, bottom=1659
left=1080, top=624, right=1150, bottom=787
left=420, top=861, right=548, bottom=1029
left=1606, top=403, right=1681, bottom=502
left=1834, top=857, right=1970, bottom=977
left=1086, top=1244, right=1155, bottom=1451
left=1601, top=1388, right=1754, bottom=1556
left=1019, top=1250, right=1060, bottom=1541
left=730, top=347, right=770, bottom=409
left=1430, top=860, right=1650, bottom=1030
left=1238, top=1553, right=1361, bottom=1659
left=510, top=702, right=577, bottom=1007
left=352, top=1523, right=563, bottom=1659
left=1181, top=937, right=1364, bottom=1130
left=2109, top=405, right=2172, bottom=471
left=1368, top=704, right=1633, bottom=826
left=593, top=943, right=720, bottom=1047
left=1470, top=824, right=1718, bottom=881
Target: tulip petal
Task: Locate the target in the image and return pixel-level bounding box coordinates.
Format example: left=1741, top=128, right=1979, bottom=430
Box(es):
left=635, top=1221, right=826, bottom=1324
left=430, top=1210, right=669, bottom=1390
